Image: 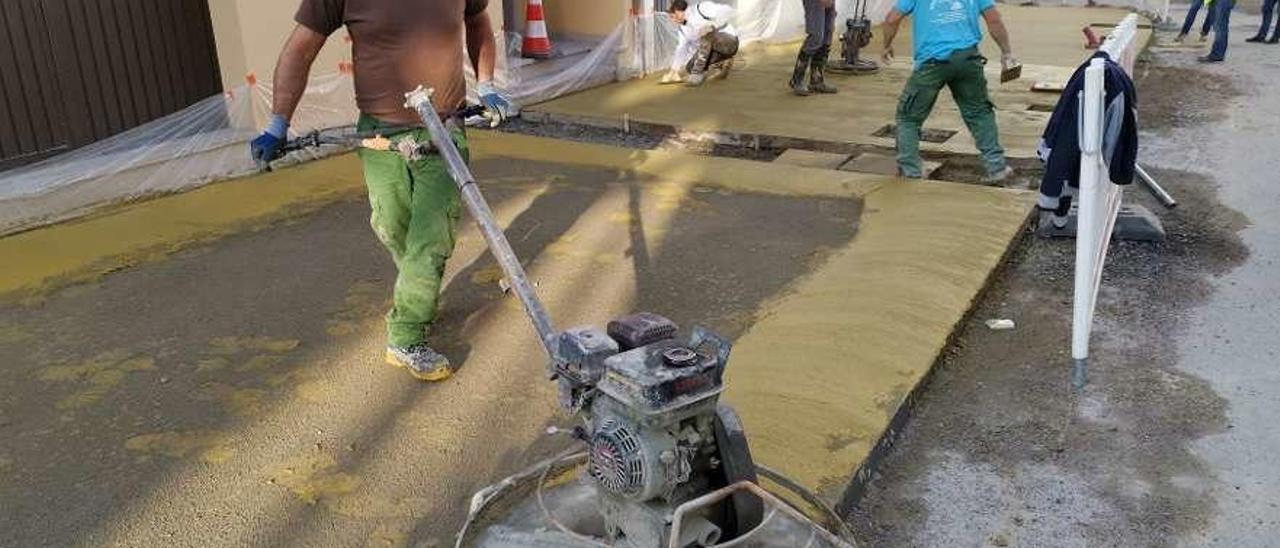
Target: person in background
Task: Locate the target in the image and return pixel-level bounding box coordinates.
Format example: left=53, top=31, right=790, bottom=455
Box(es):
left=249, top=0, right=516, bottom=382
left=662, top=0, right=740, bottom=87
left=1246, top=0, right=1280, bottom=43
left=880, top=0, right=1017, bottom=183
left=790, top=0, right=841, bottom=95
left=1200, top=0, right=1236, bottom=62
left=1175, top=0, right=1216, bottom=43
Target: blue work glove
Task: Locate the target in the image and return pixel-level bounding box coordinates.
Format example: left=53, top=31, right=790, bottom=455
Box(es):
left=477, top=81, right=518, bottom=126
left=250, top=114, right=289, bottom=168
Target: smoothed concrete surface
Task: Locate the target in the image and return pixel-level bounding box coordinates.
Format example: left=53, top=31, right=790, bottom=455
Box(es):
left=0, top=133, right=1033, bottom=545
left=0, top=152, right=860, bottom=547
left=725, top=178, right=1033, bottom=504
left=527, top=6, right=1146, bottom=160
left=0, top=157, right=365, bottom=298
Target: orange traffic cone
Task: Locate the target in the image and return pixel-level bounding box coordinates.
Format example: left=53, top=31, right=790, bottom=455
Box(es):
left=523, top=0, right=553, bottom=59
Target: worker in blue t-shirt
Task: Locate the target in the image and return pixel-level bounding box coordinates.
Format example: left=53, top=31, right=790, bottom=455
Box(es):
left=881, top=0, right=1018, bottom=183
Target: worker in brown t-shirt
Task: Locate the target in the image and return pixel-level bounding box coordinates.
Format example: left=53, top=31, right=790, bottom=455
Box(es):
left=249, top=0, right=516, bottom=382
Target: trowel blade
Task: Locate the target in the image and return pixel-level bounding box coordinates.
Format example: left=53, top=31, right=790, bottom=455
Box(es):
left=1001, top=63, right=1023, bottom=83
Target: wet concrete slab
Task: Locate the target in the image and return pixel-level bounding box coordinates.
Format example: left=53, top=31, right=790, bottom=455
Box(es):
left=0, top=132, right=1033, bottom=545
left=0, top=138, right=858, bottom=546
left=775, top=149, right=852, bottom=170
left=525, top=6, right=1147, bottom=161
left=434, top=133, right=1036, bottom=511
left=840, top=151, right=942, bottom=178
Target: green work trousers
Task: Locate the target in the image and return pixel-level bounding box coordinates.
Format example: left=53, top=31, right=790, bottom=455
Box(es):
left=895, top=47, right=1007, bottom=178
left=357, top=114, right=465, bottom=348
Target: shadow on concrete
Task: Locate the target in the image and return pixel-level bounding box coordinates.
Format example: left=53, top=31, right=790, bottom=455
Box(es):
left=0, top=157, right=860, bottom=547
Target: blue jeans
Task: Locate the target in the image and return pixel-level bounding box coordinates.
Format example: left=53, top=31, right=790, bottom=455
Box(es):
left=1210, top=0, right=1234, bottom=59
left=1181, top=0, right=1217, bottom=36
left=1257, top=0, right=1279, bottom=38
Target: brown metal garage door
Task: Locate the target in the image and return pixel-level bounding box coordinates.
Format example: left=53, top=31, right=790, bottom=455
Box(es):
left=0, top=0, right=223, bottom=171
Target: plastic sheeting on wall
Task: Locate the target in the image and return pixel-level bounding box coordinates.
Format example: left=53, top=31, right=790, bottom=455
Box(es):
left=0, top=0, right=1162, bottom=234
left=0, top=73, right=358, bottom=236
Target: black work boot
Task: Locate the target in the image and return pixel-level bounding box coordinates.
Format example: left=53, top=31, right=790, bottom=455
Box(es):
left=808, top=48, right=839, bottom=94
left=791, top=51, right=812, bottom=96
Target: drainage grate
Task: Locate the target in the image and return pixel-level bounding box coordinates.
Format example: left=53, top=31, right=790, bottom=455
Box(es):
left=872, top=124, right=957, bottom=143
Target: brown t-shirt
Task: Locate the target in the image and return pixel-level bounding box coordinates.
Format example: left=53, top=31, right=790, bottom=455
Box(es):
left=296, top=0, right=488, bottom=124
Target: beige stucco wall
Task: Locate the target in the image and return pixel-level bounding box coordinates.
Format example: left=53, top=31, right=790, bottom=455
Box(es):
left=206, top=0, right=507, bottom=90
left=505, top=0, right=628, bottom=39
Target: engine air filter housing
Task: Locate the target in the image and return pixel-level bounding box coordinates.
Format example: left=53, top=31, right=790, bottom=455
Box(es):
left=587, top=416, right=674, bottom=500
left=588, top=418, right=644, bottom=495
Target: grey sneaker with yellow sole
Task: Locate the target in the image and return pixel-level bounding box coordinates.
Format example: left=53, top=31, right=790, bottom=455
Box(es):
left=385, top=343, right=452, bottom=382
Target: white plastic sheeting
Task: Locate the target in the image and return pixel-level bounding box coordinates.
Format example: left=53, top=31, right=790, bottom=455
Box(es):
left=0, top=73, right=359, bottom=235
left=500, top=1, right=870, bottom=106
left=0, top=0, right=1159, bottom=234
left=500, top=14, right=680, bottom=106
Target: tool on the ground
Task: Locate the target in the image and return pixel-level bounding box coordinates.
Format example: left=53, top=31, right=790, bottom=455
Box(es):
left=403, top=86, right=786, bottom=547
left=1031, top=81, right=1066, bottom=93
left=827, top=0, right=880, bottom=75
left=1134, top=163, right=1178, bottom=209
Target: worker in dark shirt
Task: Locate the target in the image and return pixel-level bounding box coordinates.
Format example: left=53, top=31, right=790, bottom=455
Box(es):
left=249, top=0, right=516, bottom=382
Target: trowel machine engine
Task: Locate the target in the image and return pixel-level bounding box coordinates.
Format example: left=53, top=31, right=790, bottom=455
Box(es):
left=555, top=314, right=762, bottom=546
left=828, top=0, right=881, bottom=75
left=391, top=87, right=763, bottom=547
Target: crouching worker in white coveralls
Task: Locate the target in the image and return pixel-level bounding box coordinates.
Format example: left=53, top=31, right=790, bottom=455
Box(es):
left=662, top=0, right=740, bottom=87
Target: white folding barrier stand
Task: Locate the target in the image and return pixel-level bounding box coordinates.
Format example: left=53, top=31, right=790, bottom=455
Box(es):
left=1071, top=14, right=1138, bottom=388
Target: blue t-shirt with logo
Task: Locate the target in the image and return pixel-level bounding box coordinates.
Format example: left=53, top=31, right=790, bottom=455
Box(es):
left=896, top=0, right=994, bottom=66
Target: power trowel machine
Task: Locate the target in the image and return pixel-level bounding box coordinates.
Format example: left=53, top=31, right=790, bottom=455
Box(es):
left=827, top=0, right=881, bottom=75
left=276, top=87, right=857, bottom=547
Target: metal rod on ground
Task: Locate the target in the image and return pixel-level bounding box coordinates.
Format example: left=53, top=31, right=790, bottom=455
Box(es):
left=1135, top=163, right=1178, bottom=209
left=404, top=86, right=559, bottom=360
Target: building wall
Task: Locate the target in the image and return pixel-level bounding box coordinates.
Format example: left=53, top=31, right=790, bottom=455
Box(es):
left=206, top=0, right=508, bottom=90
left=206, top=0, right=351, bottom=91
left=540, top=0, right=629, bottom=38
left=0, top=0, right=224, bottom=170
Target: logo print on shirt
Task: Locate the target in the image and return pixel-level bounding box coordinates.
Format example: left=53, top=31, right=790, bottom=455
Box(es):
left=929, top=0, right=968, bottom=25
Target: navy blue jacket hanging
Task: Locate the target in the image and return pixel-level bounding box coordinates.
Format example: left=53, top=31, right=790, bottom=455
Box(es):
left=1036, top=51, right=1139, bottom=215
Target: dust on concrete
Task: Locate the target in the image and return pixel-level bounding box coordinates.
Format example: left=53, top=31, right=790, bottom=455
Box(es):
left=0, top=158, right=859, bottom=547
left=847, top=135, right=1249, bottom=548
left=1132, top=61, right=1241, bottom=133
